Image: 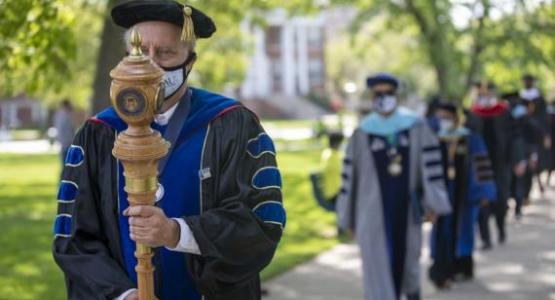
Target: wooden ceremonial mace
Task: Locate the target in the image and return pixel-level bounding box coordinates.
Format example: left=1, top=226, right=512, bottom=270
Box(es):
left=110, top=29, right=169, bottom=300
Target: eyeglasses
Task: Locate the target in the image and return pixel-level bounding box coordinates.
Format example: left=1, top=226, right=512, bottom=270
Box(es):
left=373, top=91, right=396, bottom=97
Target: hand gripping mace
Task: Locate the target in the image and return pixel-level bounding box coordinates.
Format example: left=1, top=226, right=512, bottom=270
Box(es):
left=110, top=29, right=169, bottom=300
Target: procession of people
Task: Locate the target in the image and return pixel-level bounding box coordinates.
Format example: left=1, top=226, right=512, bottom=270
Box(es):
left=335, top=73, right=553, bottom=300
left=44, top=1, right=555, bottom=300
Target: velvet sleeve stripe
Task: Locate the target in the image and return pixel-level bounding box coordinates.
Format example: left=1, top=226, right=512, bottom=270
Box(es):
left=252, top=166, right=282, bottom=190
left=53, top=214, right=72, bottom=238
left=252, top=201, right=286, bottom=228
left=476, top=165, right=492, bottom=172
left=57, top=180, right=79, bottom=203
left=428, top=175, right=444, bottom=182
left=246, top=133, right=276, bottom=158
left=64, top=145, right=85, bottom=167
left=423, top=145, right=441, bottom=152
left=425, top=160, right=442, bottom=167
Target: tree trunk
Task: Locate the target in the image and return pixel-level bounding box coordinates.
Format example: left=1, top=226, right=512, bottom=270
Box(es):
left=91, top=0, right=126, bottom=115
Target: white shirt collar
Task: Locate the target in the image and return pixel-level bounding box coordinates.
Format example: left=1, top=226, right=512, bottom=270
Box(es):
left=154, top=102, right=179, bottom=126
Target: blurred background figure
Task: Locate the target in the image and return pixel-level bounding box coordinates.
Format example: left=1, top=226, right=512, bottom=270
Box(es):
left=52, top=99, right=75, bottom=165
left=309, top=130, right=344, bottom=215
left=320, top=131, right=344, bottom=205
left=428, top=102, right=496, bottom=290
left=519, top=74, right=551, bottom=192
left=337, top=73, right=450, bottom=300
left=466, top=81, right=525, bottom=249
left=548, top=97, right=555, bottom=185
left=509, top=92, right=544, bottom=219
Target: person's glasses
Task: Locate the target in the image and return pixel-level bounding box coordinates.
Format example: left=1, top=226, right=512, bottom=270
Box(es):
left=373, top=91, right=396, bottom=97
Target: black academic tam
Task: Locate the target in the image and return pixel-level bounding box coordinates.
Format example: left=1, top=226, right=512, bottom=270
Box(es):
left=111, top=0, right=216, bottom=39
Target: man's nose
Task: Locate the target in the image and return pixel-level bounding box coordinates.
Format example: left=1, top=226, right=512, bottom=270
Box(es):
left=143, top=46, right=160, bottom=65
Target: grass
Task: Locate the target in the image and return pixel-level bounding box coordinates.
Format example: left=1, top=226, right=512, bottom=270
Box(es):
left=0, top=149, right=337, bottom=299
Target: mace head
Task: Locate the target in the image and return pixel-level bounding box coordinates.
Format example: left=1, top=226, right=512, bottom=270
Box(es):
left=109, top=29, right=165, bottom=134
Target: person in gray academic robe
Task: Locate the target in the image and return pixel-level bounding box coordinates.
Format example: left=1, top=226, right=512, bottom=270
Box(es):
left=337, top=73, right=451, bottom=300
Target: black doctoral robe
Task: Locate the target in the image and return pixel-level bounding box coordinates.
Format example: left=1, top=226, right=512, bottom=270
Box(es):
left=52, top=90, right=285, bottom=300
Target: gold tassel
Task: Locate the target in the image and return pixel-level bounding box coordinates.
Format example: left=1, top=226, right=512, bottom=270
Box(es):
left=181, top=6, right=196, bottom=43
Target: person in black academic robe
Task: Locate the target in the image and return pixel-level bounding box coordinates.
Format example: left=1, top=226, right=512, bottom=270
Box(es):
left=466, top=81, right=525, bottom=249
left=428, top=103, right=496, bottom=289
left=509, top=95, right=545, bottom=218
left=520, top=74, right=551, bottom=186
left=52, top=2, right=285, bottom=300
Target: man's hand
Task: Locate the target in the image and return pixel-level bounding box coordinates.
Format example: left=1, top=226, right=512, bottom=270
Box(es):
left=544, top=136, right=551, bottom=149
left=124, top=291, right=138, bottom=300
left=480, top=198, right=489, bottom=208
left=123, top=206, right=180, bottom=248
left=424, top=212, right=437, bottom=223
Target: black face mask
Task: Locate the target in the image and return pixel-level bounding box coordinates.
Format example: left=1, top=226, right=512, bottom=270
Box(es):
left=161, top=52, right=197, bottom=99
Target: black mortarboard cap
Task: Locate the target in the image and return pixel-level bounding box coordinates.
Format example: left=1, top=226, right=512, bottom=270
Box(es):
left=111, top=0, right=216, bottom=41
left=437, top=102, right=458, bottom=115
left=366, top=73, right=400, bottom=89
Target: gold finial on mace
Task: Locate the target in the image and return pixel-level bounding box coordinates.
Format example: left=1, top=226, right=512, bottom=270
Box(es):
left=110, top=29, right=169, bottom=300
left=130, top=29, right=143, bottom=57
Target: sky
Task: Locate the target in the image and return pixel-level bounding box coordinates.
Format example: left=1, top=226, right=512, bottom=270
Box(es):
left=450, top=0, right=552, bottom=29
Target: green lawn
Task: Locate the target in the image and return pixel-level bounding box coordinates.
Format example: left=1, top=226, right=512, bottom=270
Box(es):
left=0, top=150, right=337, bottom=299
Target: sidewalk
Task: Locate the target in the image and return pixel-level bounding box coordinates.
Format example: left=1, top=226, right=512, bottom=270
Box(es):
left=265, top=185, right=555, bottom=300
left=0, top=139, right=57, bottom=154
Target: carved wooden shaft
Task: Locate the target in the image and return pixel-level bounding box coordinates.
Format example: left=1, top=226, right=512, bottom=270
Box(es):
left=113, top=131, right=167, bottom=300
left=110, top=30, right=168, bottom=300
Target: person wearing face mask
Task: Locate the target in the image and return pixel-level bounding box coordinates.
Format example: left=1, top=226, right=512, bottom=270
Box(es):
left=337, top=73, right=451, bottom=300
left=428, top=103, right=496, bottom=289
left=548, top=97, right=555, bottom=184
left=466, top=81, right=526, bottom=250
left=507, top=92, right=545, bottom=219
left=520, top=74, right=551, bottom=187
left=52, top=1, right=285, bottom=300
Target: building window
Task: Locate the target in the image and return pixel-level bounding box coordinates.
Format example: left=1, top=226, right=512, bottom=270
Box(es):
left=266, top=26, right=282, bottom=55
left=308, top=58, right=324, bottom=87
left=307, top=27, right=322, bottom=49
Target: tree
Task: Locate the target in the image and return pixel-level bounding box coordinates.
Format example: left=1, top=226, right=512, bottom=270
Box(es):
left=330, top=0, right=555, bottom=101
left=90, top=0, right=126, bottom=114
left=0, top=0, right=76, bottom=98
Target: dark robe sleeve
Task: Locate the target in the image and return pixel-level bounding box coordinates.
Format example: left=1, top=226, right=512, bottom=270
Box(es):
left=508, top=112, right=527, bottom=165
left=184, top=107, right=285, bottom=296
left=52, top=121, right=134, bottom=300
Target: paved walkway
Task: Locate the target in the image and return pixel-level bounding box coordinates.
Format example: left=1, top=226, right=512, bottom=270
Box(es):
left=0, top=139, right=57, bottom=154
left=266, top=183, right=555, bottom=300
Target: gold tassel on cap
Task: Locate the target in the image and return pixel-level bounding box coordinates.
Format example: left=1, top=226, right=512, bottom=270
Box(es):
left=181, top=6, right=196, bottom=43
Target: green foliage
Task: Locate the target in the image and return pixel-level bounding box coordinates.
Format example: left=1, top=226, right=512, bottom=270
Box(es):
left=330, top=0, right=555, bottom=101
left=0, top=0, right=318, bottom=109
left=0, top=0, right=77, bottom=98
left=326, top=14, right=436, bottom=101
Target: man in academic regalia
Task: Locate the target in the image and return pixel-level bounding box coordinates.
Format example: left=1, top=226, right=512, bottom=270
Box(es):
left=548, top=98, right=555, bottom=184
left=509, top=93, right=544, bottom=218
left=520, top=74, right=551, bottom=181
left=337, top=73, right=451, bottom=300
left=52, top=1, right=285, bottom=300
left=466, top=81, right=525, bottom=249
left=428, top=103, right=496, bottom=289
